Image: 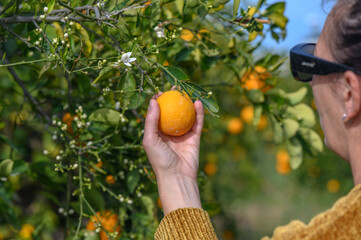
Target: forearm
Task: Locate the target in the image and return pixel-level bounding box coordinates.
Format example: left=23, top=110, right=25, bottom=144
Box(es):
left=157, top=174, right=202, bottom=215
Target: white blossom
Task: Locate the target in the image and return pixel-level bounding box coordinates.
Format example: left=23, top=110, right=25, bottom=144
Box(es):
left=64, top=33, right=68, bottom=38
left=43, top=150, right=49, bottom=155
left=115, top=101, right=120, bottom=110
left=44, top=7, right=48, bottom=12
left=121, top=52, right=136, bottom=67
left=154, top=26, right=165, bottom=38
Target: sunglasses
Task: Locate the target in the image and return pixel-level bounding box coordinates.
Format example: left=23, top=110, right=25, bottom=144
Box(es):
left=290, top=43, right=360, bottom=82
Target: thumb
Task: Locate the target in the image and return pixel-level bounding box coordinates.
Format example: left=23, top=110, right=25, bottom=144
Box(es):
left=144, top=99, right=160, bottom=138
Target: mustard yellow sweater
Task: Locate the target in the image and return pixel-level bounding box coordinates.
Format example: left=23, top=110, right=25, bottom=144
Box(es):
left=155, top=184, right=361, bottom=239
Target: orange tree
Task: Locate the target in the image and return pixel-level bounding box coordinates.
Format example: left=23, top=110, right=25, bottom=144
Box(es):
left=0, top=0, right=323, bottom=239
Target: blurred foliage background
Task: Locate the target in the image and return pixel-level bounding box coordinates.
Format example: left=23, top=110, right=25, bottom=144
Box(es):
left=0, top=0, right=353, bottom=239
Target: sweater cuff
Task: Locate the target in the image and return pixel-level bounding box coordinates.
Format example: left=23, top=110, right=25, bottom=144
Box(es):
left=155, top=207, right=217, bottom=240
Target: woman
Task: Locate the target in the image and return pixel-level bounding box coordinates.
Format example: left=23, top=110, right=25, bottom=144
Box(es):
left=143, top=0, right=361, bottom=239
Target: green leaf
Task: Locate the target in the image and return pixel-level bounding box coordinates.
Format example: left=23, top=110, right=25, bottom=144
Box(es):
left=83, top=188, right=105, bottom=211
left=245, top=89, right=265, bottom=103
left=266, top=2, right=285, bottom=14
left=120, top=72, right=136, bottom=99
left=175, top=0, right=184, bottom=15
left=282, top=118, right=299, bottom=138
left=47, top=0, right=56, bottom=13
left=127, top=91, right=147, bottom=109
left=186, top=0, right=199, bottom=8
left=92, top=67, right=116, bottom=85
left=298, top=128, right=324, bottom=154
left=162, top=66, right=189, bottom=86
left=270, top=115, right=283, bottom=144
left=12, top=160, right=28, bottom=175
left=253, top=104, right=262, bottom=127
left=267, top=12, right=288, bottom=29
left=286, top=87, right=307, bottom=105
left=233, top=0, right=240, bottom=18
left=140, top=196, right=154, bottom=217
left=89, top=108, right=122, bottom=126
left=181, top=82, right=219, bottom=115
left=287, top=104, right=316, bottom=127
left=265, top=88, right=287, bottom=98
left=286, top=137, right=303, bottom=169
left=127, top=171, right=140, bottom=193
left=0, top=133, right=19, bottom=152
left=0, top=159, right=14, bottom=177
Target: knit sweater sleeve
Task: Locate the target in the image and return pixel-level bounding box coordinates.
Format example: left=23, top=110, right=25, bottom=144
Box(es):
left=262, top=183, right=361, bottom=240
left=155, top=208, right=218, bottom=240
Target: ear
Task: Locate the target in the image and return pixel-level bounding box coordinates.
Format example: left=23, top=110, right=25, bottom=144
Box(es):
left=344, top=71, right=361, bottom=122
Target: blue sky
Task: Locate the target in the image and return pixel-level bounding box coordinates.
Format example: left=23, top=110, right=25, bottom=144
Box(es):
left=260, top=0, right=336, bottom=51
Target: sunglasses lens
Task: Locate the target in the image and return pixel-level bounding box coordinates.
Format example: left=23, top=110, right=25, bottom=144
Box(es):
left=293, top=71, right=313, bottom=82
left=300, top=44, right=315, bottom=55
left=290, top=43, right=316, bottom=82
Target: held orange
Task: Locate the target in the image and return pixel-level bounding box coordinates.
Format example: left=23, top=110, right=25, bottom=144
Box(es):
left=157, top=90, right=196, bottom=136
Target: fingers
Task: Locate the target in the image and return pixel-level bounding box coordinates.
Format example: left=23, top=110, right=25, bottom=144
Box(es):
left=191, top=100, right=204, bottom=136
left=144, top=98, right=160, bottom=144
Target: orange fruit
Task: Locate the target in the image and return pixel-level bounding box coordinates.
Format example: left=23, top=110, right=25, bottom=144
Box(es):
left=227, top=118, right=243, bottom=134
left=157, top=90, right=196, bottom=136
left=86, top=210, right=121, bottom=240
left=19, top=224, right=34, bottom=239
left=240, top=106, right=254, bottom=124
left=204, top=162, right=217, bottom=176
left=223, top=230, right=235, bottom=240
left=276, top=150, right=291, bottom=175
left=327, top=179, right=340, bottom=193
left=180, top=29, right=195, bottom=41
left=241, top=66, right=271, bottom=92
left=257, top=115, right=268, bottom=130
left=106, top=175, right=115, bottom=184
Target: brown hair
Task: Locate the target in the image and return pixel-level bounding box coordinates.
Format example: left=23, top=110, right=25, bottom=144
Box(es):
left=327, top=0, right=361, bottom=71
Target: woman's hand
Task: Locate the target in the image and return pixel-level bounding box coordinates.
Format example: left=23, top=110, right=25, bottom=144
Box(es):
left=142, top=92, right=204, bottom=215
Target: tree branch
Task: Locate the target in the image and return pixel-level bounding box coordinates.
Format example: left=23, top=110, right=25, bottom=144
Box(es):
left=2, top=53, right=51, bottom=124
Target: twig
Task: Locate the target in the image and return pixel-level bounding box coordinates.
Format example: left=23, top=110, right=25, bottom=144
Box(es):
left=3, top=55, right=51, bottom=124
left=57, top=0, right=98, bottom=21
left=1, top=23, right=44, bottom=53
left=0, top=0, right=15, bottom=16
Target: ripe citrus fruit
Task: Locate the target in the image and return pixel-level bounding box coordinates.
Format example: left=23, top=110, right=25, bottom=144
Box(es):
left=241, top=66, right=272, bottom=92
left=204, top=162, right=217, bottom=176
left=257, top=115, right=268, bottom=131
left=240, top=106, right=254, bottom=124
left=276, top=150, right=291, bottom=175
left=86, top=210, right=121, bottom=240
left=180, top=29, right=195, bottom=41
left=327, top=179, right=340, bottom=193
left=106, top=175, right=115, bottom=184
left=19, top=224, right=34, bottom=239
left=156, top=90, right=196, bottom=136
left=227, top=118, right=243, bottom=135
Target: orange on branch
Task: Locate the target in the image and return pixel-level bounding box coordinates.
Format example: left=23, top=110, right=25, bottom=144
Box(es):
left=86, top=210, right=121, bottom=240
left=106, top=175, right=115, bottom=184
left=241, top=66, right=272, bottom=92
left=240, top=106, right=254, bottom=124
left=276, top=150, right=291, bottom=175
left=156, top=90, right=196, bottom=136
left=19, top=224, right=34, bottom=239
left=180, top=29, right=195, bottom=41
left=204, top=162, right=217, bottom=176
left=327, top=179, right=340, bottom=193
left=257, top=115, right=268, bottom=130
left=227, top=118, right=243, bottom=135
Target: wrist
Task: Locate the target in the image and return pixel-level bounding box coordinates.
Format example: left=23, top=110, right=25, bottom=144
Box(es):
left=157, top=174, right=202, bottom=215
